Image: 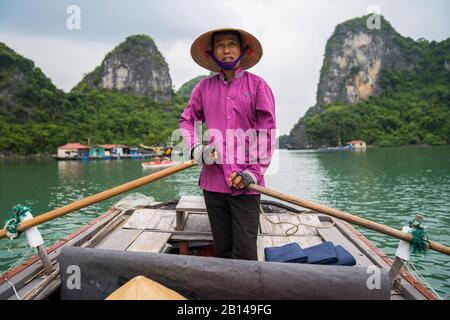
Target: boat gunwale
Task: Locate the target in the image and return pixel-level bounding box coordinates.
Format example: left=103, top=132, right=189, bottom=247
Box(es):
left=335, top=219, right=439, bottom=300
left=0, top=207, right=121, bottom=287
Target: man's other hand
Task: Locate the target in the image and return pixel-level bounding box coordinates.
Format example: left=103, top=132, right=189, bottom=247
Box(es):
left=229, top=171, right=255, bottom=189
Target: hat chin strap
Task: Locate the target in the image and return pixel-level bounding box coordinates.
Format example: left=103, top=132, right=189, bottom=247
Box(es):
left=206, top=45, right=249, bottom=70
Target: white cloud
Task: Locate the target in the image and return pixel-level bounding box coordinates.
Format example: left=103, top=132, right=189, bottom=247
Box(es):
left=0, top=32, right=113, bottom=92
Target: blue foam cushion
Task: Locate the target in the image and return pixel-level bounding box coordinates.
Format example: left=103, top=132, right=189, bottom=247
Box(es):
left=303, top=241, right=339, bottom=265
left=264, top=242, right=308, bottom=263
left=335, top=245, right=357, bottom=266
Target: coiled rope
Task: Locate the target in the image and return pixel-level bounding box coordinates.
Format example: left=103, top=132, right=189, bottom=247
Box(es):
left=260, top=205, right=335, bottom=236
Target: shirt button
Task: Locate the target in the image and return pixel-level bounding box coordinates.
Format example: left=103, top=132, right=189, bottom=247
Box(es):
left=227, top=96, right=231, bottom=100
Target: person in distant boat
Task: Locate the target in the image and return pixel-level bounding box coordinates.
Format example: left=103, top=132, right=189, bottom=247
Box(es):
left=179, top=28, right=276, bottom=260
left=165, top=146, right=172, bottom=159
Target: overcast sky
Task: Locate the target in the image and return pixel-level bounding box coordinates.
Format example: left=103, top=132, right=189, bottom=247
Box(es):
left=0, top=0, right=449, bottom=134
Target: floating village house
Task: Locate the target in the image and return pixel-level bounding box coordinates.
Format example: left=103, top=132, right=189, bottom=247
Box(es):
left=88, top=145, right=106, bottom=158
left=56, top=143, right=90, bottom=159
left=347, top=140, right=367, bottom=150
left=99, top=144, right=130, bottom=158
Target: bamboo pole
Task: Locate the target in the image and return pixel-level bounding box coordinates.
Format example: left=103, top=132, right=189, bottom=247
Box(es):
left=248, top=184, right=450, bottom=256
left=0, top=160, right=196, bottom=239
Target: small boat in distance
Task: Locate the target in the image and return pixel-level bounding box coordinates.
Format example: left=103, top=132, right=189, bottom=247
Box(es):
left=141, top=158, right=177, bottom=170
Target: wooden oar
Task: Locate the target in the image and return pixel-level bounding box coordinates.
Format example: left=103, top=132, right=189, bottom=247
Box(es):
left=0, top=160, right=196, bottom=239
left=248, top=184, right=450, bottom=256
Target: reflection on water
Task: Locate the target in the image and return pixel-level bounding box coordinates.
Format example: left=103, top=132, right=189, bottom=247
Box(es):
left=0, top=147, right=449, bottom=297
left=57, top=161, right=84, bottom=181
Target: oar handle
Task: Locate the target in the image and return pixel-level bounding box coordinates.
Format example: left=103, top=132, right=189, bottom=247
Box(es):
left=0, top=160, right=196, bottom=239
left=248, top=184, right=450, bottom=256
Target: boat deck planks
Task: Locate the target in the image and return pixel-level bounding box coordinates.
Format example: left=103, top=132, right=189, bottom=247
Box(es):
left=144, top=209, right=169, bottom=229
left=184, top=214, right=211, bottom=233
left=260, top=213, right=320, bottom=236
left=260, top=214, right=285, bottom=234
left=122, top=209, right=154, bottom=230
left=153, top=211, right=176, bottom=230
left=110, top=197, right=330, bottom=260
left=97, top=229, right=142, bottom=251
left=176, top=196, right=207, bottom=213
left=127, top=232, right=171, bottom=253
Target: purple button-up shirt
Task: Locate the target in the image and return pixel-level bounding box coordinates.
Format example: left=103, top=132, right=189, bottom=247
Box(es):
left=179, top=66, right=276, bottom=195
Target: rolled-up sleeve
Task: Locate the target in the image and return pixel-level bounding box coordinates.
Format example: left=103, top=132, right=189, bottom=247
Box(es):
left=179, top=82, right=205, bottom=151
left=243, top=79, right=276, bottom=184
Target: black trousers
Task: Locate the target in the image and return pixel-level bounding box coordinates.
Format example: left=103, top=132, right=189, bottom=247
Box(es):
left=203, top=190, right=261, bottom=260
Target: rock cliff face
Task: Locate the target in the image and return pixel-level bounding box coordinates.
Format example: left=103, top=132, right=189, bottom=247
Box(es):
left=316, top=16, right=409, bottom=108
left=74, top=35, right=173, bottom=102
left=285, top=15, right=424, bottom=149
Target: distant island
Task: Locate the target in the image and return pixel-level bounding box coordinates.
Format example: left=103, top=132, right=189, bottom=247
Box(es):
left=0, top=35, right=205, bottom=156
left=280, top=15, right=449, bottom=149
left=0, top=16, right=449, bottom=156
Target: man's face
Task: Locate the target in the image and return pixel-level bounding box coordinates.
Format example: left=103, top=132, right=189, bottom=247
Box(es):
left=213, top=33, right=241, bottom=64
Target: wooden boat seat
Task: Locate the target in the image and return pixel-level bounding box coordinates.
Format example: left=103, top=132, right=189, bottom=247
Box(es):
left=175, top=196, right=207, bottom=230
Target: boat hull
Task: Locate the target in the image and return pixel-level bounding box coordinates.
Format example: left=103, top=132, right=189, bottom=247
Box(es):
left=59, top=246, right=391, bottom=300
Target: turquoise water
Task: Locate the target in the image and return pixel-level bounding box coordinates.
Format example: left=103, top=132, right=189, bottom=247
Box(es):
left=0, top=147, right=449, bottom=297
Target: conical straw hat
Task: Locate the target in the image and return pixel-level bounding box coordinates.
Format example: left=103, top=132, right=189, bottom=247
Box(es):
left=105, top=275, right=187, bottom=300
left=190, top=28, right=263, bottom=72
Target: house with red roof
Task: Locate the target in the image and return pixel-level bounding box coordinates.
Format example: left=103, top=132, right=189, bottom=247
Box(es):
left=56, top=143, right=90, bottom=159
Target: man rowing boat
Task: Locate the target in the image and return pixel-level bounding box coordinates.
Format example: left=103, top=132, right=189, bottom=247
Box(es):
left=179, top=28, right=276, bottom=260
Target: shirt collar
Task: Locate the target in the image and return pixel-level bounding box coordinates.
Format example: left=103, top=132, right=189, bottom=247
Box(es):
left=218, top=66, right=245, bottom=82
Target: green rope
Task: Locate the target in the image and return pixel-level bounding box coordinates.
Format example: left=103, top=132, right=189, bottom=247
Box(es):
left=408, top=216, right=430, bottom=256
left=3, top=204, right=31, bottom=240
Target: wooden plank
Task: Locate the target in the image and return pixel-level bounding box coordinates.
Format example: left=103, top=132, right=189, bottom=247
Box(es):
left=184, top=214, right=211, bottom=233
left=82, top=216, right=126, bottom=248
left=127, top=232, right=171, bottom=253
left=154, top=211, right=176, bottom=230
left=145, top=210, right=166, bottom=229
left=122, top=209, right=154, bottom=229
left=259, top=214, right=284, bottom=234
left=34, top=278, right=60, bottom=300
left=271, top=236, right=291, bottom=247
left=260, top=213, right=321, bottom=236
left=278, top=213, right=309, bottom=236
left=259, top=214, right=274, bottom=234
left=8, top=278, right=42, bottom=300
left=257, top=235, right=274, bottom=261
left=390, top=290, right=406, bottom=300
left=257, top=236, right=265, bottom=261
left=176, top=196, right=207, bottom=212
left=196, top=215, right=212, bottom=232
left=171, top=234, right=213, bottom=241
left=97, top=229, right=142, bottom=251
left=298, top=214, right=320, bottom=235
left=176, top=211, right=188, bottom=231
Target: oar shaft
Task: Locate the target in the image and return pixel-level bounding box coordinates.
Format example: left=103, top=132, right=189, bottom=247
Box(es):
left=0, top=160, right=196, bottom=239
left=248, top=184, right=450, bottom=256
